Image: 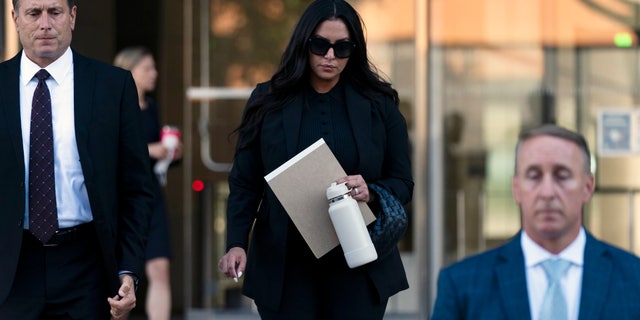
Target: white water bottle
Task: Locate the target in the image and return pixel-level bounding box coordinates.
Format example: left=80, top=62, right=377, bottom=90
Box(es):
left=326, top=182, right=378, bottom=268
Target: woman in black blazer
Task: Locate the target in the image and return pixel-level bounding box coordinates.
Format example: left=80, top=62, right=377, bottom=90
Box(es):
left=218, top=1, right=413, bottom=319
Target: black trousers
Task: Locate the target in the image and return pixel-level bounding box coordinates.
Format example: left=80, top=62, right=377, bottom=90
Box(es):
left=0, top=224, right=110, bottom=319
left=256, top=226, right=388, bottom=320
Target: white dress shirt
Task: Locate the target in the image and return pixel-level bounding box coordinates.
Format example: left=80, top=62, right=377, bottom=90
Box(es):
left=20, top=47, right=93, bottom=229
left=522, top=227, right=585, bottom=320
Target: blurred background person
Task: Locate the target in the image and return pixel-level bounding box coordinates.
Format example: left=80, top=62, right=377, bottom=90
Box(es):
left=114, top=46, right=182, bottom=320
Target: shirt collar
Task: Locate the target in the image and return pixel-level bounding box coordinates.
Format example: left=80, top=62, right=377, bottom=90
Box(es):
left=20, top=47, right=73, bottom=86
left=307, top=81, right=344, bottom=101
left=521, top=227, right=585, bottom=268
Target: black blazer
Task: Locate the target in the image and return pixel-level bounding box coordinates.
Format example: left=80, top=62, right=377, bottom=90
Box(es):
left=0, top=50, right=154, bottom=303
left=226, top=82, right=414, bottom=310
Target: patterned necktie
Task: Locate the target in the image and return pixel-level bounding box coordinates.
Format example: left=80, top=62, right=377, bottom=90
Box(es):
left=29, top=69, right=58, bottom=243
left=539, top=258, right=571, bottom=320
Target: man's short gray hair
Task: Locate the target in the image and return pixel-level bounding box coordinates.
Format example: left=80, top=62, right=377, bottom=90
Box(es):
left=13, top=0, right=75, bottom=10
left=514, top=124, right=592, bottom=174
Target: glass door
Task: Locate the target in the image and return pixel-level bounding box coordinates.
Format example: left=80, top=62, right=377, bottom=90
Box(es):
left=429, top=1, right=640, bottom=304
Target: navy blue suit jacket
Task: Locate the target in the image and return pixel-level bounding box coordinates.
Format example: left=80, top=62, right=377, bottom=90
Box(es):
left=226, top=82, right=414, bottom=310
left=0, top=50, right=154, bottom=303
left=431, top=231, right=640, bottom=320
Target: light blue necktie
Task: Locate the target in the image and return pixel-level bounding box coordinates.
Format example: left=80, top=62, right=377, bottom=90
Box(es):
left=539, top=258, right=571, bottom=320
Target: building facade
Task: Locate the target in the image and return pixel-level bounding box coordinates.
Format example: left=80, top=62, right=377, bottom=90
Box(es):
left=4, top=0, right=640, bottom=318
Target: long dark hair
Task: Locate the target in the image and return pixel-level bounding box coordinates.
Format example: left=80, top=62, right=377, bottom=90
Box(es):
left=234, top=0, right=399, bottom=150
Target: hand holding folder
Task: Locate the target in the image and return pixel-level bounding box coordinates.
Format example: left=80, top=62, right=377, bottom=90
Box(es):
left=264, top=138, right=375, bottom=258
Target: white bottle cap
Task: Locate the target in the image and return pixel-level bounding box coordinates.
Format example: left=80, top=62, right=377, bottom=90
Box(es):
left=326, top=182, right=349, bottom=201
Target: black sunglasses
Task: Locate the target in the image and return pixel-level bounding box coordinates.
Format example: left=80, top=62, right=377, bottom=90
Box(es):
left=308, top=37, right=356, bottom=59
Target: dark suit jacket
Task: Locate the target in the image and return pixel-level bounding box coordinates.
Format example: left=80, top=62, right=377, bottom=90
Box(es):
left=431, top=231, right=640, bottom=320
left=226, top=82, right=414, bottom=310
left=0, top=50, right=154, bottom=304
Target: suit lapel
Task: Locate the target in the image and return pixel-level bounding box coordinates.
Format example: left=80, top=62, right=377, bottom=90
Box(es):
left=282, top=95, right=303, bottom=158
left=496, top=233, right=532, bottom=320
left=344, top=85, right=371, bottom=172
left=578, top=233, right=612, bottom=320
left=0, top=54, right=25, bottom=167
left=71, top=52, right=95, bottom=178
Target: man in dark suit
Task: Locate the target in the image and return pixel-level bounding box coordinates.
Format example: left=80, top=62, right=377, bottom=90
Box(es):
left=431, top=124, right=640, bottom=320
left=0, top=0, right=153, bottom=319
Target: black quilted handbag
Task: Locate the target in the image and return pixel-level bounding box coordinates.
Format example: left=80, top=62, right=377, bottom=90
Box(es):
left=367, top=183, right=408, bottom=258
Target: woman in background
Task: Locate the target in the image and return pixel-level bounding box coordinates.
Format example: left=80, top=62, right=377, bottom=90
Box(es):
left=217, top=1, right=413, bottom=319
left=114, top=47, right=181, bottom=320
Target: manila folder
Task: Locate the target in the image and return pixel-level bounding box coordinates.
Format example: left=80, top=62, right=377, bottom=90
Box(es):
left=264, top=138, right=375, bottom=258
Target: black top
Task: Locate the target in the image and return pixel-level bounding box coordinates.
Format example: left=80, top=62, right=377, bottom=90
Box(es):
left=298, top=82, right=358, bottom=174
left=140, top=96, right=161, bottom=169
